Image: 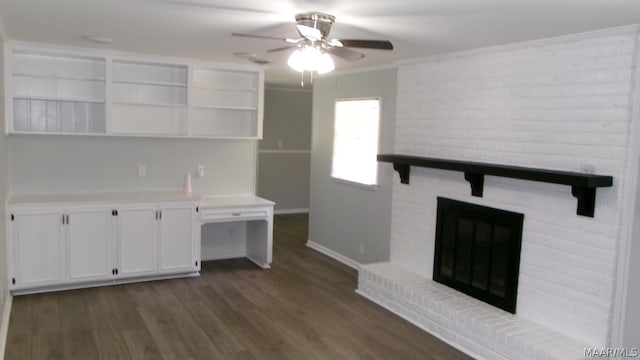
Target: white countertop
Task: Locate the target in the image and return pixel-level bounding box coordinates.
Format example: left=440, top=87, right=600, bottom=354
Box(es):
left=8, top=192, right=275, bottom=208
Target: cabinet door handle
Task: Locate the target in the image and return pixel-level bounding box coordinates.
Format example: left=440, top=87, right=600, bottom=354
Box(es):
left=159, top=211, right=162, bottom=220
left=232, top=213, right=241, bottom=217
left=62, top=214, right=65, bottom=224
left=155, top=211, right=158, bottom=220
left=66, top=215, right=69, bottom=225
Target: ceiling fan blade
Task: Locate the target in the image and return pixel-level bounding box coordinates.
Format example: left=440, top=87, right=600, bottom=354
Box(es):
left=327, top=47, right=365, bottom=61
left=267, top=46, right=298, bottom=53
left=232, top=33, right=300, bottom=44
left=338, top=39, right=394, bottom=50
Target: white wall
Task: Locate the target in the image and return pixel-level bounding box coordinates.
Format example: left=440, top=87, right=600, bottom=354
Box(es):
left=390, top=27, right=639, bottom=347
left=623, top=160, right=640, bottom=348
left=258, top=87, right=312, bottom=212
left=9, top=136, right=256, bottom=195
left=309, top=68, right=396, bottom=264
left=0, top=23, right=11, bottom=354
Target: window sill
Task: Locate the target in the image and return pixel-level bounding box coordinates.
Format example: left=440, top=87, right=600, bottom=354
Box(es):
left=331, top=177, right=380, bottom=191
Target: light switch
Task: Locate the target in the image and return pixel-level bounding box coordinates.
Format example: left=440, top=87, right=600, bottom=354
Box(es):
left=197, top=164, right=205, bottom=178
left=138, top=165, right=147, bottom=177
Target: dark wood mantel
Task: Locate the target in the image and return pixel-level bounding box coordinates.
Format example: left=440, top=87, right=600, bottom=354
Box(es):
left=377, top=154, right=613, bottom=217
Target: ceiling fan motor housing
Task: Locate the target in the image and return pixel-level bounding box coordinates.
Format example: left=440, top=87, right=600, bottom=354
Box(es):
left=295, top=12, right=335, bottom=39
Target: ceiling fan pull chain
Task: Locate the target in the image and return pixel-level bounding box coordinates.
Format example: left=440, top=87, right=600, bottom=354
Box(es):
left=300, top=70, right=305, bottom=88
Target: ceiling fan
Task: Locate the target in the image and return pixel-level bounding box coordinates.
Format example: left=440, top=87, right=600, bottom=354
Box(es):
left=232, top=12, right=393, bottom=73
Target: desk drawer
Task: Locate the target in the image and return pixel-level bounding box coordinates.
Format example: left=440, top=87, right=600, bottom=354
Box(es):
left=200, top=208, right=269, bottom=223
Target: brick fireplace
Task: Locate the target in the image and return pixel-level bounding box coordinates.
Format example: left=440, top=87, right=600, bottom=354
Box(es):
left=356, top=26, right=640, bottom=359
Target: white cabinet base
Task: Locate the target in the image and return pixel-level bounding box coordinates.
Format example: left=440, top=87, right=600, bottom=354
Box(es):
left=8, top=193, right=274, bottom=294
left=10, top=271, right=200, bottom=296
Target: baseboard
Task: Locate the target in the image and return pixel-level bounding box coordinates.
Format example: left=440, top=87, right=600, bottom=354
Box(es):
left=274, top=208, right=309, bottom=215
left=306, top=240, right=361, bottom=270
left=0, top=293, right=13, bottom=359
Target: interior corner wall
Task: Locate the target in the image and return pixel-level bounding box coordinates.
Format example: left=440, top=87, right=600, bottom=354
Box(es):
left=309, top=68, right=397, bottom=264
left=258, top=87, right=312, bottom=212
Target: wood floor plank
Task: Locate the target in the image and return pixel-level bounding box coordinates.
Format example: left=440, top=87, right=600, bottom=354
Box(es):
left=31, top=332, right=64, bottom=360
left=121, top=328, right=165, bottom=360
left=5, top=213, right=471, bottom=360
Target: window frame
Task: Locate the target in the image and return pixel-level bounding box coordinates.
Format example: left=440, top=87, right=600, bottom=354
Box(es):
left=330, top=97, right=382, bottom=190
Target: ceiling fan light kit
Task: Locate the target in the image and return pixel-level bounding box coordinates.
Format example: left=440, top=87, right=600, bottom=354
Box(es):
left=287, top=46, right=335, bottom=74
left=232, top=11, right=393, bottom=78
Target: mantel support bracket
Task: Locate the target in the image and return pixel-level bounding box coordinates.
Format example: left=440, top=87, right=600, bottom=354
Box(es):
left=571, top=186, right=597, bottom=217
left=464, top=172, right=484, bottom=197
left=393, top=164, right=411, bottom=184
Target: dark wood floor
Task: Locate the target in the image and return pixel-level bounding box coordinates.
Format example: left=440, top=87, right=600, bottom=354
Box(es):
left=5, top=214, right=471, bottom=360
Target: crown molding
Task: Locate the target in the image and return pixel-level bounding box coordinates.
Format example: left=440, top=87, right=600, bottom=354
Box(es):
left=396, top=24, right=640, bottom=66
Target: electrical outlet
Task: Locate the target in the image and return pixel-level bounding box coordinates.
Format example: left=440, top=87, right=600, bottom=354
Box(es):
left=197, top=165, right=205, bottom=178
left=138, top=165, right=147, bottom=177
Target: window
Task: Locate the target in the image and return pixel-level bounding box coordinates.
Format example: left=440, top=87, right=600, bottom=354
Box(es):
left=331, top=98, right=381, bottom=186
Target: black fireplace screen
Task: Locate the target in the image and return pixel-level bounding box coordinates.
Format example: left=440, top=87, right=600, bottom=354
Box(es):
left=433, top=197, right=524, bottom=313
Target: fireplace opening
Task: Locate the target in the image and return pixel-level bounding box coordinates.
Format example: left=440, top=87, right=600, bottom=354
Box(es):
left=433, top=197, right=524, bottom=313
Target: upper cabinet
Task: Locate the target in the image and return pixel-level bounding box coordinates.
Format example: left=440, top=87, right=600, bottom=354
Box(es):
left=111, top=60, right=188, bottom=136
left=10, top=50, right=107, bottom=134
left=4, top=42, right=264, bottom=139
left=191, top=68, right=262, bottom=138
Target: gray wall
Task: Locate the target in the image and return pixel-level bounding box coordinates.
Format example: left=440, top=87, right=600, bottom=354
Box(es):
left=9, top=136, right=257, bottom=195
left=309, top=68, right=397, bottom=264
left=258, top=87, right=311, bottom=212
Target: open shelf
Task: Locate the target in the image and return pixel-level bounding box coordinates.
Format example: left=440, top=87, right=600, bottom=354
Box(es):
left=378, top=154, right=613, bottom=217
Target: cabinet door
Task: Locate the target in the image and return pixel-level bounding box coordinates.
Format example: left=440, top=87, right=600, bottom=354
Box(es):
left=67, top=207, right=115, bottom=282
left=159, top=204, right=198, bottom=273
left=117, top=206, right=158, bottom=278
left=12, top=210, right=66, bottom=288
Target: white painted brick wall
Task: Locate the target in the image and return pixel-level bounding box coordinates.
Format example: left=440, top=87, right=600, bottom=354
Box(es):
left=390, top=28, right=640, bottom=347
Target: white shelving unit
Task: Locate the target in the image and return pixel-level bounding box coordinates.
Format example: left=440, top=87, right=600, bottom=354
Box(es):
left=10, top=50, right=107, bottom=134
left=4, top=42, right=264, bottom=139
left=111, top=60, right=188, bottom=136
left=191, top=68, right=261, bottom=138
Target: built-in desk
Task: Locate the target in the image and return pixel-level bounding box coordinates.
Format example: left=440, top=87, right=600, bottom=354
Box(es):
left=7, top=192, right=274, bottom=294
left=199, top=196, right=274, bottom=269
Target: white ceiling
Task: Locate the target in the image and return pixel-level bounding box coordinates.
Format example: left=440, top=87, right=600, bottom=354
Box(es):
left=1, top=0, right=640, bottom=87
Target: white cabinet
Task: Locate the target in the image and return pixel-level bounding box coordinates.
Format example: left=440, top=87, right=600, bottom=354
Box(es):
left=67, top=206, right=115, bottom=282
left=158, top=203, right=199, bottom=273
left=117, top=203, right=200, bottom=278
left=9, top=50, right=107, bottom=134
left=4, top=42, right=264, bottom=139
left=8, top=200, right=200, bottom=293
left=10, top=208, right=66, bottom=288
left=191, top=67, right=263, bottom=138
left=117, top=205, right=158, bottom=278
left=9, top=205, right=115, bottom=289
left=111, top=60, right=188, bottom=136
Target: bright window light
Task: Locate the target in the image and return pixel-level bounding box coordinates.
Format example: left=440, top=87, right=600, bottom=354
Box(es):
left=331, top=98, right=381, bottom=186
